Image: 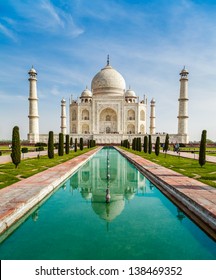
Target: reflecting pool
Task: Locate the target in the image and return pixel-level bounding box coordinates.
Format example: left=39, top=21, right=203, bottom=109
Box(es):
left=0, top=147, right=216, bottom=259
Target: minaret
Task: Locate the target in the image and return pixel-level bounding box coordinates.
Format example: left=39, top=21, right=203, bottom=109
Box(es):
left=149, top=98, right=156, bottom=134
left=178, top=67, right=189, bottom=136
left=28, top=66, right=39, bottom=143
left=61, top=98, right=67, bottom=134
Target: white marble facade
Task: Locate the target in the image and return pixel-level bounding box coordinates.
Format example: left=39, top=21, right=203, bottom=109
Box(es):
left=69, top=60, right=147, bottom=144
left=28, top=59, right=189, bottom=144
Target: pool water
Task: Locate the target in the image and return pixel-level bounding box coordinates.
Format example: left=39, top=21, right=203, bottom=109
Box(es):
left=0, top=147, right=216, bottom=260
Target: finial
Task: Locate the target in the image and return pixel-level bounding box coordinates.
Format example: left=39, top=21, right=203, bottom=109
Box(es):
left=107, top=54, right=110, bottom=66
left=129, top=85, right=131, bottom=90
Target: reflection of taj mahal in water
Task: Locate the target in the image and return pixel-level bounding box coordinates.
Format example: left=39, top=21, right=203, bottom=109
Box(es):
left=28, top=56, right=189, bottom=144
left=69, top=148, right=155, bottom=222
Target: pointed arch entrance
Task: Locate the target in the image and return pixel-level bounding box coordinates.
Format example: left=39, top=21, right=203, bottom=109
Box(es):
left=99, top=108, right=117, bottom=134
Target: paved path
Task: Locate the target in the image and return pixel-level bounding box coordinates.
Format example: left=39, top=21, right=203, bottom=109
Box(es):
left=116, top=147, right=216, bottom=237
left=0, top=151, right=49, bottom=164
left=1, top=149, right=216, bottom=164
left=166, top=150, right=216, bottom=163
left=0, top=147, right=102, bottom=235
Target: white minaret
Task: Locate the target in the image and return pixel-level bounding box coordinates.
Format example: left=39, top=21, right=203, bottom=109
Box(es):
left=28, top=66, right=39, bottom=143
left=61, top=98, right=67, bottom=134
left=149, top=98, right=156, bottom=134
left=178, top=67, right=189, bottom=136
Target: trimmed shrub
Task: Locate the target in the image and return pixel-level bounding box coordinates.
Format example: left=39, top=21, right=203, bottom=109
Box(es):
left=35, top=142, right=47, bottom=147
left=58, top=133, right=64, bottom=156
left=127, top=140, right=130, bottom=149
left=155, top=136, right=160, bottom=156
left=148, top=135, right=152, bottom=154
left=199, top=130, right=207, bottom=167
left=164, top=134, right=169, bottom=152
left=48, top=131, right=54, bottom=159
left=70, top=137, right=73, bottom=147
left=21, top=147, right=28, bottom=153
left=11, top=126, right=21, bottom=168
left=80, top=137, right=84, bottom=151
left=144, top=136, right=148, bottom=153
left=74, top=138, right=77, bottom=152
left=36, top=146, right=44, bottom=151
left=65, top=134, right=70, bottom=154
left=137, top=137, right=142, bottom=152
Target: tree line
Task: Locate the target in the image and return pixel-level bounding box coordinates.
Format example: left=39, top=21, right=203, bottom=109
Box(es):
left=121, top=131, right=207, bottom=167
left=10, top=126, right=96, bottom=168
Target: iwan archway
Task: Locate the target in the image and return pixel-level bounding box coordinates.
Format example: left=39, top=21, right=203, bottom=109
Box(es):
left=99, top=108, right=117, bottom=134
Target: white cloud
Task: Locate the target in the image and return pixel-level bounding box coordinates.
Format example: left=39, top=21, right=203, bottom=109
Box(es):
left=0, top=22, right=17, bottom=41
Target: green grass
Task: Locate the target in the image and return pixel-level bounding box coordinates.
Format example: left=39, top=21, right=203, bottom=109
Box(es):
left=178, top=147, right=216, bottom=156
left=120, top=147, right=216, bottom=188
left=0, top=147, right=96, bottom=189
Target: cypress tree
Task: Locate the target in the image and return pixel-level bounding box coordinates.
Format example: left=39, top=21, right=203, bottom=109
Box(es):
left=70, top=137, right=73, bottom=147
left=127, top=140, right=130, bottom=149
left=199, top=130, right=207, bottom=167
left=132, top=138, right=135, bottom=150
left=65, top=134, right=70, bottom=154
left=144, top=136, right=148, bottom=153
left=48, top=131, right=54, bottom=159
left=80, top=137, right=83, bottom=150
left=58, top=133, right=64, bottom=156
left=155, top=136, right=160, bottom=156
left=164, top=134, right=169, bottom=152
left=74, top=138, right=77, bottom=152
left=11, top=126, right=21, bottom=168
left=138, top=137, right=142, bottom=152
left=148, top=135, right=152, bottom=154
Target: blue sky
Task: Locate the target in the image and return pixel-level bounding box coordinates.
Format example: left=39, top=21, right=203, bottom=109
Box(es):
left=0, top=0, right=216, bottom=141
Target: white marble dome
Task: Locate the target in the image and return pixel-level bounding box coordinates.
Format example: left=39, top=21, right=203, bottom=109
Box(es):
left=125, top=88, right=136, bottom=97
left=91, top=64, right=126, bottom=94
left=81, top=87, right=92, bottom=98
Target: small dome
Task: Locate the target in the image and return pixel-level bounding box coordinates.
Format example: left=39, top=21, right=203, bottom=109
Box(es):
left=125, top=88, right=136, bottom=98
left=151, top=98, right=156, bottom=103
left=81, top=87, right=92, bottom=98
left=180, top=67, right=189, bottom=75
left=91, top=64, right=126, bottom=94
left=28, top=66, right=37, bottom=74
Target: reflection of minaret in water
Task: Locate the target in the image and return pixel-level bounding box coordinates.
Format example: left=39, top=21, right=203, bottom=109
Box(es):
left=106, top=147, right=111, bottom=203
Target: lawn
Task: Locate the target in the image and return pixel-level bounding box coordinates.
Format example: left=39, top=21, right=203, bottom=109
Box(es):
left=0, top=147, right=96, bottom=189
left=120, top=147, right=216, bottom=188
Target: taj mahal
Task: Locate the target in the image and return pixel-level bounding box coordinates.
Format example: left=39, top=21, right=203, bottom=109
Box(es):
left=27, top=56, right=189, bottom=144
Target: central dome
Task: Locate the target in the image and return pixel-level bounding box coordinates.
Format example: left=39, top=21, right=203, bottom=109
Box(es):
left=91, top=64, right=126, bottom=95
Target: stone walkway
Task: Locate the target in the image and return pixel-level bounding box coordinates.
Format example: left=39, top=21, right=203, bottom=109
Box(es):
left=116, top=147, right=216, bottom=238
left=1, top=148, right=216, bottom=164
left=0, top=147, right=102, bottom=235
left=166, top=150, right=216, bottom=163
left=0, top=150, right=54, bottom=164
